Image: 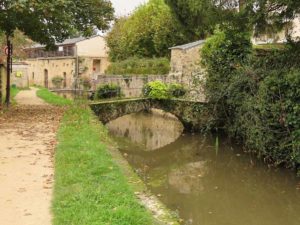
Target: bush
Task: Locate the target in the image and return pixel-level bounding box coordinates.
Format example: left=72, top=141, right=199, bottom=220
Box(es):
left=168, top=83, right=186, bottom=98
left=51, top=76, right=64, bottom=89
left=143, top=80, right=170, bottom=99
left=95, top=84, right=121, bottom=99
left=202, top=27, right=300, bottom=173
left=106, top=57, right=170, bottom=75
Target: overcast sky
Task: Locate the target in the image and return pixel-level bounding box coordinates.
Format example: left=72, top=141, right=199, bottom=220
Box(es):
left=111, top=0, right=148, bottom=16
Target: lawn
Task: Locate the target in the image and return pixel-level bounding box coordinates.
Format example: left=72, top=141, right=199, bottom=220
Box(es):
left=52, top=105, right=154, bottom=225
left=36, top=87, right=72, bottom=106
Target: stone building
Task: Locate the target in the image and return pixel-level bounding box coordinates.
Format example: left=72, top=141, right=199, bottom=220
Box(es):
left=168, top=40, right=206, bottom=102
left=25, top=35, right=110, bottom=89
left=11, top=62, right=29, bottom=88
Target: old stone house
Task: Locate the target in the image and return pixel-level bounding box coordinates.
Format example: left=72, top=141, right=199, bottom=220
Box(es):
left=25, top=35, right=110, bottom=89
left=168, top=40, right=206, bottom=102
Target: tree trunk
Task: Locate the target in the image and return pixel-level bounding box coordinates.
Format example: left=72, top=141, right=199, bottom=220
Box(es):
left=5, top=35, right=12, bottom=107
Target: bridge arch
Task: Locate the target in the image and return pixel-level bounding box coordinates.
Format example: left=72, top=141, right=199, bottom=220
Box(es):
left=90, top=98, right=208, bottom=132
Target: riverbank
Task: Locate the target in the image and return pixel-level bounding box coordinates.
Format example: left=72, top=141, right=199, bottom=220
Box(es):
left=35, top=87, right=178, bottom=224
left=53, top=104, right=157, bottom=224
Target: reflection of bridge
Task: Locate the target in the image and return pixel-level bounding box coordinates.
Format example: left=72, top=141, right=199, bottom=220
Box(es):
left=90, top=98, right=208, bottom=131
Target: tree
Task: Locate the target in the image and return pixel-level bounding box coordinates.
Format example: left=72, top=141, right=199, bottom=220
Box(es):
left=0, top=0, right=114, bottom=106
left=106, top=0, right=189, bottom=61
left=0, top=30, right=32, bottom=60
left=166, top=0, right=300, bottom=39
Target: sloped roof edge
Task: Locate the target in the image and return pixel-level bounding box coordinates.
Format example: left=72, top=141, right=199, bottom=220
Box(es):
left=30, top=35, right=103, bottom=49
left=169, top=40, right=206, bottom=50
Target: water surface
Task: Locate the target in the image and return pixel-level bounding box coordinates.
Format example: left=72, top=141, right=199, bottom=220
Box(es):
left=107, top=111, right=300, bottom=225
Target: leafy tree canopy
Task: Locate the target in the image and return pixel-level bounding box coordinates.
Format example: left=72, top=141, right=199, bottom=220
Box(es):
left=166, top=0, right=300, bottom=38
left=0, top=0, right=114, bottom=48
left=106, top=0, right=189, bottom=61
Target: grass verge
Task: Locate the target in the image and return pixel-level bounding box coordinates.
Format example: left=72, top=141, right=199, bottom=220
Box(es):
left=52, top=105, right=154, bottom=225
left=36, top=87, right=72, bottom=106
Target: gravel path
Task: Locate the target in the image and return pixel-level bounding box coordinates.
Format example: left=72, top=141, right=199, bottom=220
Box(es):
left=0, top=88, right=64, bottom=225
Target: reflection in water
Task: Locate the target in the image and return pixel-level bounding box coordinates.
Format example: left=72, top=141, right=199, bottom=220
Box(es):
left=107, top=112, right=300, bottom=225
left=107, top=110, right=184, bottom=151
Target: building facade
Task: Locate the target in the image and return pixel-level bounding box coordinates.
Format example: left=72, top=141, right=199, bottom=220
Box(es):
left=25, top=36, right=110, bottom=89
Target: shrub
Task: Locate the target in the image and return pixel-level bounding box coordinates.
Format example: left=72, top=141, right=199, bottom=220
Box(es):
left=143, top=80, right=170, bottom=100
left=202, top=26, right=300, bottom=173
left=106, top=57, right=170, bottom=75
left=95, top=84, right=121, bottom=99
left=51, top=76, right=64, bottom=89
left=168, top=83, right=186, bottom=98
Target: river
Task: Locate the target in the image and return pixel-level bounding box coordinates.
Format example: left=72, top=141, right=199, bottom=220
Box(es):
left=107, top=110, right=300, bottom=225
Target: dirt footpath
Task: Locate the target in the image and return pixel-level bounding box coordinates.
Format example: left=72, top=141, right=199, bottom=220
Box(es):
left=0, top=89, right=64, bottom=225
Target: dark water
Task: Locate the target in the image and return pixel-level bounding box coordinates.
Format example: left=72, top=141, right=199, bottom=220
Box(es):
left=107, top=111, right=300, bottom=225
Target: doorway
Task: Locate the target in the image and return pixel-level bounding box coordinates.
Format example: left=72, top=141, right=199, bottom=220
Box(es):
left=63, top=72, right=67, bottom=89
left=93, top=59, right=101, bottom=74
left=44, top=69, right=48, bottom=88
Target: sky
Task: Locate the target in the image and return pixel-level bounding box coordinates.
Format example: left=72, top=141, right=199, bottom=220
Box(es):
left=110, top=0, right=148, bottom=16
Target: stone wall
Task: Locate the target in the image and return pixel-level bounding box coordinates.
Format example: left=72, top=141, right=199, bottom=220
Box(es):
left=26, top=57, right=76, bottom=89
left=169, top=45, right=206, bottom=102
left=11, top=63, right=29, bottom=88
left=95, top=75, right=167, bottom=98
left=26, top=56, right=110, bottom=90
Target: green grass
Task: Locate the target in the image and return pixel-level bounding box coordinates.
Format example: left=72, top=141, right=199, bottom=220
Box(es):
left=52, top=105, right=154, bottom=225
left=36, top=88, right=72, bottom=106
left=253, top=43, right=286, bottom=50
left=11, top=86, right=20, bottom=99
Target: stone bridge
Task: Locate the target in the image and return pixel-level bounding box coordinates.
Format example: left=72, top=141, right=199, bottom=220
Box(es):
left=90, top=98, right=209, bottom=132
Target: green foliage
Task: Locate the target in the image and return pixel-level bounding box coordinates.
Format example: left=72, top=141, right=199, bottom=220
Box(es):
left=165, top=0, right=222, bottom=38
left=143, top=81, right=170, bottom=100
left=106, top=57, right=170, bottom=75
left=53, top=105, right=153, bottom=225
left=95, top=84, right=122, bottom=100
left=202, top=28, right=300, bottom=172
left=51, top=76, right=64, bottom=89
left=106, top=0, right=188, bottom=61
left=168, top=83, right=186, bottom=98
left=201, top=27, right=252, bottom=128
left=37, top=88, right=72, bottom=106
left=0, top=0, right=114, bottom=48
left=143, top=81, right=186, bottom=99
left=0, top=30, right=32, bottom=60
left=167, top=0, right=300, bottom=41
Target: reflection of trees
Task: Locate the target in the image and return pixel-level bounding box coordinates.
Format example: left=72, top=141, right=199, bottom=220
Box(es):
left=168, top=161, right=208, bottom=194
left=125, top=136, right=300, bottom=225
left=110, top=112, right=300, bottom=225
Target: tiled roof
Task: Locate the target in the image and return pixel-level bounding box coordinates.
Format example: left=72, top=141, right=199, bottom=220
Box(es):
left=169, top=40, right=206, bottom=50
left=30, top=35, right=101, bottom=49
